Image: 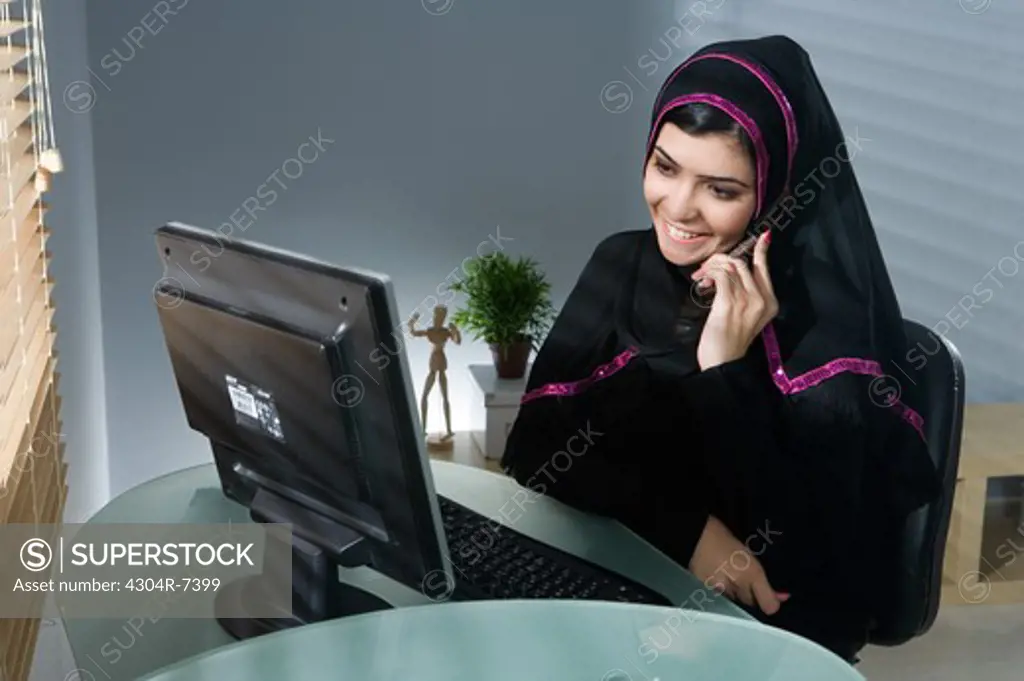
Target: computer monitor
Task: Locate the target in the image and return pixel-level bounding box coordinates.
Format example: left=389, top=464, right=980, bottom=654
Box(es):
left=152, top=221, right=454, bottom=640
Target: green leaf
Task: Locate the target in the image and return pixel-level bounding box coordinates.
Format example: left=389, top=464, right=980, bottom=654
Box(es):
left=448, top=251, right=556, bottom=346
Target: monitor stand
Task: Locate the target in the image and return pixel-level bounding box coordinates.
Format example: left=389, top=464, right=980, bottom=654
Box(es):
left=215, top=486, right=393, bottom=641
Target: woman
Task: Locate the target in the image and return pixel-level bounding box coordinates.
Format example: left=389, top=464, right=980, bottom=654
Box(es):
left=501, top=35, right=940, bottom=662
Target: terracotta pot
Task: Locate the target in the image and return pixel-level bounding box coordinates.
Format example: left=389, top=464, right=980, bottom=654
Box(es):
left=489, top=338, right=532, bottom=379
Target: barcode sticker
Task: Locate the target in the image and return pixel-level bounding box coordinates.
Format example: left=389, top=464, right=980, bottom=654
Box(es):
left=228, top=385, right=258, bottom=419
left=225, top=374, right=286, bottom=443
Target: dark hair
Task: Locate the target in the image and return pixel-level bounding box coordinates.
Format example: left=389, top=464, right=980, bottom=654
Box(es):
left=660, top=102, right=756, bottom=167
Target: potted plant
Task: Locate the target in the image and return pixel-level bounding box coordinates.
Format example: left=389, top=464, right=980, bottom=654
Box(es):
left=449, top=252, right=556, bottom=379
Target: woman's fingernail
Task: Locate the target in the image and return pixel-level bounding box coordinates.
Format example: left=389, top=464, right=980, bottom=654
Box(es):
left=764, top=230, right=772, bottom=245
left=777, top=592, right=790, bottom=600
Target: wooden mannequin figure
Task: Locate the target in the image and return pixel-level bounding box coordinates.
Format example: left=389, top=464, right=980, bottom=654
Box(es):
left=409, top=304, right=462, bottom=450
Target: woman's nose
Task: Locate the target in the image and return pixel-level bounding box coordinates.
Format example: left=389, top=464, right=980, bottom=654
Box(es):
left=664, top=184, right=699, bottom=222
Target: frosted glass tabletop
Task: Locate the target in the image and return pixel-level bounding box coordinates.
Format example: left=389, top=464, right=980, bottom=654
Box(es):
left=137, top=600, right=863, bottom=681
left=61, top=461, right=757, bottom=680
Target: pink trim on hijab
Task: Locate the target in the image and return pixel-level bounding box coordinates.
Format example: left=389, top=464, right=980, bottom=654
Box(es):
left=655, top=51, right=799, bottom=189
left=760, top=323, right=926, bottom=442
left=518, top=325, right=927, bottom=443
left=520, top=347, right=640, bottom=404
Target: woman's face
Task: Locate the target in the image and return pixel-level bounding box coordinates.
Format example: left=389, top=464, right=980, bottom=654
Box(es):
left=644, top=122, right=757, bottom=267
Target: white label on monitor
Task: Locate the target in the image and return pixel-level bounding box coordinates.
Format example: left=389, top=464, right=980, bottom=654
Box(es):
left=227, top=383, right=258, bottom=419
left=225, top=374, right=285, bottom=442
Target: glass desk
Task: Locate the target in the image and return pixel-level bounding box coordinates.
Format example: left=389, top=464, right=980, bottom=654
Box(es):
left=139, top=599, right=864, bottom=680
left=57, top=461, right=847, bottom=680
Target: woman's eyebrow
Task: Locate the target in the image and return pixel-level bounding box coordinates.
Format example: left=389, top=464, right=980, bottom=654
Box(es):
left=653, top=145, right=679, bottom=166
left=698, top=174, right=750, bottom=188
left=654, top=145, right=750, bottom=188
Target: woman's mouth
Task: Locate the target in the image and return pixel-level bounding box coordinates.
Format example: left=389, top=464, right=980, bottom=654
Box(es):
left=663, top=220, right=709, bottom=244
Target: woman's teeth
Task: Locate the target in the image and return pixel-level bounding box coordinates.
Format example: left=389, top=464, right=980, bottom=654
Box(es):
left=666, top=222, right=706, bottom=242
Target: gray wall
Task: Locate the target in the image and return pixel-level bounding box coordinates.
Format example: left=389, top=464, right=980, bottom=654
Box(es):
left=63, top=0, right=1022, bottom=500
left=47, top=0, right=110, bottom=522
left=81, top=0, right=678, bottom=497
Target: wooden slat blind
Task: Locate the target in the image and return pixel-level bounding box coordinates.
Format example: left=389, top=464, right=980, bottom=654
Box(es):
left=0, top=72, right=29, bottom=107
left=0, top=3, right=66, bottom=680
left=0, top=45, right=28, bottom=73
left=0, top=21, right=29, bottom=40
left=0, top=31, right=49, bottom=482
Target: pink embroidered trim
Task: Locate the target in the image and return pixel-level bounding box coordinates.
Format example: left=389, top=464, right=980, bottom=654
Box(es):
left=520, top=346, right=640, bottom=405
left=521, top=325, right=928, bottom=442
left=682, top=53, right=798, bottom=190
left=654, top=52, right=798, bottom=191
left=760, top=323, right=927, bottom=442
left=649, top=94, right=769, bottom=217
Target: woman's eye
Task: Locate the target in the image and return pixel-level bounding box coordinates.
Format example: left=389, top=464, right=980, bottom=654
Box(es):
left=655, top=160, right=675, bottom=175
left=710, top=185, right=738, bottom=200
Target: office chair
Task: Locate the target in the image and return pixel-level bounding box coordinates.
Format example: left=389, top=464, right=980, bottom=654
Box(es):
left=867, top=319, right=966, bottom=646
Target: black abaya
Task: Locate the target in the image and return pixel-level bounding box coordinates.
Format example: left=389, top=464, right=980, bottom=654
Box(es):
left=501, top=36, right=941, bottom=661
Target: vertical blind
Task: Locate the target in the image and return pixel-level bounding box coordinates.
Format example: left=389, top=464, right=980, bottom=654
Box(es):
left=0, top=0, right=66, bottom=679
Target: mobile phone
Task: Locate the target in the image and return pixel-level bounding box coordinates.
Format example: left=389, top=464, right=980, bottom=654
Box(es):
left=726, top=229, right=762, bottom=263
left=729, top=191, right=784, bottom=262
left=729, top=233, right=756, bottom=259
left=694, top=228, right=766, bottom=297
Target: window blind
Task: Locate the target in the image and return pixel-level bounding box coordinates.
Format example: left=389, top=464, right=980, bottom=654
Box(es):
left=675, top=0, right=1024, bottom=401
left=0, top=1, right=66, bottom=679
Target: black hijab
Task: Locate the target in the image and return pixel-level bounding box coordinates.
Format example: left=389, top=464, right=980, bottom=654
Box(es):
left=517, top=35, right=926, bottom=443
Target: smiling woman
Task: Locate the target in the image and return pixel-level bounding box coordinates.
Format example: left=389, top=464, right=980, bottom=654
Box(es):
left=502, top=35, right=941, bottom=664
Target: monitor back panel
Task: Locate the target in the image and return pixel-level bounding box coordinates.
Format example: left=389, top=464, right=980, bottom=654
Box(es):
left=153, top=222, right=448, bottom=591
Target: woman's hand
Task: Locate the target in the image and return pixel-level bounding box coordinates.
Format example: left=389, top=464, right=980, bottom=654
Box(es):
left=693, top=231, right=777, bottom=371
left=689, top=515, right=790, bottom=615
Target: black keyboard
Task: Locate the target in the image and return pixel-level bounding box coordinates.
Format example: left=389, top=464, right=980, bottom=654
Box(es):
left=437, top=495, right=670, bottom=605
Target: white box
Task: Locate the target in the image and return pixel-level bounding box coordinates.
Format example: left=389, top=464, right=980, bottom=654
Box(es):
left=468, top=364, right=530, bottom=460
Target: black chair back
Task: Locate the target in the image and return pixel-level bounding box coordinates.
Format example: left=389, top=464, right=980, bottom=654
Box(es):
left=869, top=319, right=966, bottom=645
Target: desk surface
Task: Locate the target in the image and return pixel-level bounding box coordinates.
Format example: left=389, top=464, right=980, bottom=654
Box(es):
left=138, top=599, right=864, bottom=681
left=958, top=403, right=1024, bottom=479
left=59, top=461, right=786, bottom=680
